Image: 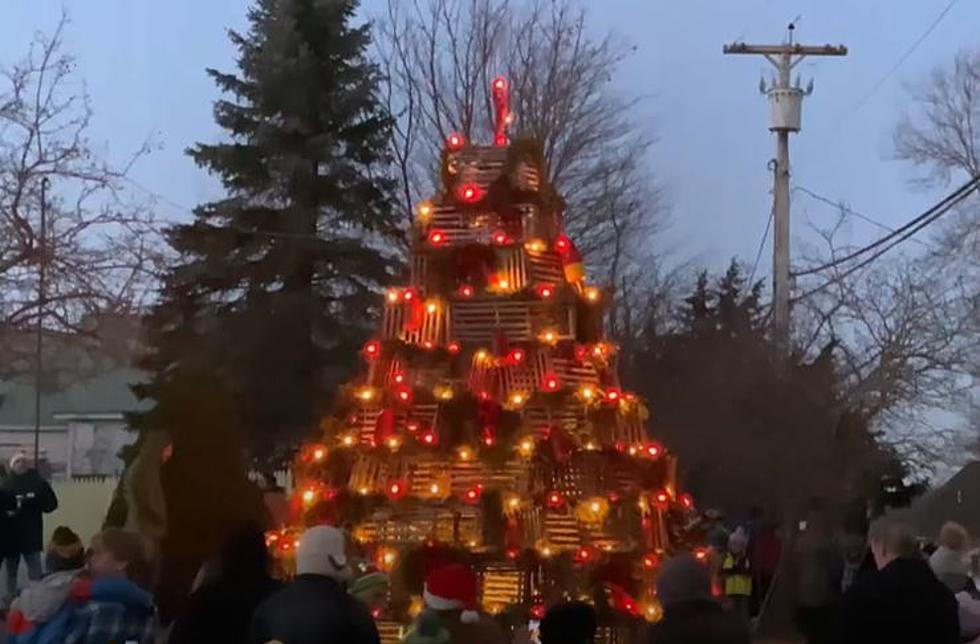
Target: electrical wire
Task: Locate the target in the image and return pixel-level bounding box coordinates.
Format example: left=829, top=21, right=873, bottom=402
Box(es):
left=791, top=179, right=978, bottom=302
left=835, top=0, right=959, bottom=124
left=791, top=174, right=979, bottom=277
left=748, top=206, right=774, bottom=287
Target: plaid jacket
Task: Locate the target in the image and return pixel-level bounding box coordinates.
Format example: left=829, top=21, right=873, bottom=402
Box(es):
left=62, top=600, right=156, bottom=644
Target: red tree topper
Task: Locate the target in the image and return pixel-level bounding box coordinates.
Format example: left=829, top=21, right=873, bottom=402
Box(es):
left=491, top=76, right=510, bottom=146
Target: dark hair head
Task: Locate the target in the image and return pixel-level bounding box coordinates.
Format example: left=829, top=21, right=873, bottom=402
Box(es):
left=98, top=529, right=152, bottom=589
left=656, top=553, right=712, bottom=609
left=219, top=522, right=271, bottom=584
left=540, top=601, right=597, bottom=644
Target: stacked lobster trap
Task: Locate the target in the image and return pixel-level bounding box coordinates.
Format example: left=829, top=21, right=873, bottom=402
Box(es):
left=277, top=77, right=699, bottom=644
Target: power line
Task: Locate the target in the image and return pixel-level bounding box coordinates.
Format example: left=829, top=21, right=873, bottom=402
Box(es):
left=794, top=185, right=933, bottom=250
left=792, top=174, right=979, bottom=277
left=748, top=206, right=774, bottom=287
left=835, top=0, right=958, bottom=124
left=791, top=178, right=978, bottom=302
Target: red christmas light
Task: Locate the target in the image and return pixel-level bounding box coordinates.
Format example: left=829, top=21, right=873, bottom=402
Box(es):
left=575, top=547, right=593, bottom=564
left=505, top=546, right=520, bottom=560
left=392, top=372, right=405, bottom=385
left=478, top=390, right=491, bottom=401
left=422, top=340, right=434, bottom=350
left=555, top=234, right=571, bottom=254
left=482, top=434, right=495, bottom=447
left=395, top=386, right=412, bottom=403
left=493, top=76, right=507, bottom=91
left=507, top=347, right=525, bottom=364
left=642, top=553, right=659, bottom=569
left=574, top=345, right=588, bottom=361
left=655, top=491, right=670, bottom=506
left=446, top=132, right=465, bottom=151
left=420, top=431, right=438, bottom=446
left=645, top=443, right=662, bottom=459
left=459, top=284, right=474, bottom=298
left=680, top=493, right=695, bottom=510
left=494, top=133, right=508, bottom=147
left=371, top=608, right=382, bottom=619
left=693, top=547, right=709, bottom=562
left=458, top=183, right=483, bottom=204
left=387, top=481, right=406, bottom=499
left=530, top=603, right=546, bottom=620
left=402, top=288, right=416, bottom=302
left=462, top=486, right=482, bottom=504
left=362, top=339, right=381, bottom=359
left=546, top=491, right=565, bottom=508
left=542, top=374, right=561, bottom=392
left=428, top=230, right=446, bottom=246
left=537, top=284, right=555, bottom=299
left=492, top=230, right=509, bottom=245
left=605, top=388, right=622, bottom=403
left=447, top=341, right=461, bottom=355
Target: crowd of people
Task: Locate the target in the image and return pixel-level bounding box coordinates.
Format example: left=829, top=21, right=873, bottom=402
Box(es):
left=2, top=452, right=979, bottom=644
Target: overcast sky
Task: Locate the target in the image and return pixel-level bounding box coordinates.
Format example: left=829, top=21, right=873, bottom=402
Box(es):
left=2, top=0, right=976, bottom=279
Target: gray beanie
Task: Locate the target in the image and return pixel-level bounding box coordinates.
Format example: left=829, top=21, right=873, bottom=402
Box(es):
left=656, top=554, right=712, bottom=609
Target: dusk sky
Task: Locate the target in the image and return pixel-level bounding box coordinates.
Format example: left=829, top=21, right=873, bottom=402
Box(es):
left=3, top=0, right=976, bottom=278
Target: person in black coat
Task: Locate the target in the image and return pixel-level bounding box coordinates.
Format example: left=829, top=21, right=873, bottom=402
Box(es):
left=248, top=525, right=380, bottom=644
left=3, top=453, right=57, bottom=596
left=839, top=514, right=959, bottom=644
left=644, top=553, right=751, bottom=644
left=169, top=522, right=282, bottom=644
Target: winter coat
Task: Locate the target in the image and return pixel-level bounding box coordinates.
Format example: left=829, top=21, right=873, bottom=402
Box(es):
left=0, top=487, right=19, bottom=558
left=957, top=592, right=980, bottom=642
left=8, top=569, right=82, bottom=626
left=169, top=575, right=281, bottom=644
left=931, top=546, right=974, bottom=594
left=4, top=470, right=57, bottom=554
left=432, top=609, right=508, bottom=644
left=839, top=556, right=959, bottom=644
left=794, top=530, right=842, bottom=608
left=642, top=599, right=751, bottom=644
left=247, top=574, right=380, bottom=644
left=7, top=576, right=156, bottom=644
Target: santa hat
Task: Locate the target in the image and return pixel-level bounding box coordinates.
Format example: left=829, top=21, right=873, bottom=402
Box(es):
left=423, top=563, right=480, bottom=624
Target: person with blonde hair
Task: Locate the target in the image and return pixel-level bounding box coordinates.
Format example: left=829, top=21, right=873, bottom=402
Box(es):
left=930, top=521, right=973, bottom=594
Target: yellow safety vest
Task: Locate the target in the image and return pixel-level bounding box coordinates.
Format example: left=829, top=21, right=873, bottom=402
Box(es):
left=722, top=553, right=752, bottom=597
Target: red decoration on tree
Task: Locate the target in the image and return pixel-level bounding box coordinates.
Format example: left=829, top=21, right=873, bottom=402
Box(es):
left=428, top=230, right=446, bottom=246
left=654, top=490, right=670, bottom=508
left=546, top=491, right=565, bottom=508
left=542, top=373, right=561, bottom=392
left=420, top=430, right=438, bottom=446
left=447, top=341, right=461, bottom=355
left=680, top=493, right=695, bottom=510
left=387, top=480, right=407, bottom=500
left=446, top=132, right=465, bottom=151
left=491, top=76, right=510, bottom=146
left=459, top=284, right=474, bottom=298
left=642, top=553, right=660, bottom=570
left=644, top=442, right=662, bottom=459
left=505, top=546, right=520, bottom=560
left=574, top=546, right=594, bottom=564
left=462, top=486, right=482, bottom=504
left=506, top=347, right=525, bottom=365
left=605, top=583, right=640, bottom=617
left=604, top=388, right=622, bottom=404
left=537, top=284, right=555, bottom=299
left=555, top=234, right=571, bottom=254
left=491, top=230, right=509, bottom=245
left=395, top=385, right=412, bottom=404
left=362, top=339, right=381, bottom=360
left=457, top=183, right=484, bottom=204
left=530, top=603, right=546, bottom=620
left=374, top=408, right=396, bottom=444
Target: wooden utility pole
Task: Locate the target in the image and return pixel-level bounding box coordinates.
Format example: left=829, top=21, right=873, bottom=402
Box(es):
left=724, top=28, right=847, bottom=358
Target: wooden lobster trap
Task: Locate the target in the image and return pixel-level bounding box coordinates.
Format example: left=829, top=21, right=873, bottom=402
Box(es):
left=345, top=403, right=440, bottom=445
left=448, top=146, right=508, bottom=191
left=523, top=404, right=591, bottom=443
left=451, top=300, right=574, bottom=344
left=479, top=562, right=527, bottom=609
left=382, top=299, right=449, bottom=347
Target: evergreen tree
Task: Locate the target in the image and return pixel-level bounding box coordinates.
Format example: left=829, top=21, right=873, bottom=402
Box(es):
left=135, top=0, right=397, bottom=453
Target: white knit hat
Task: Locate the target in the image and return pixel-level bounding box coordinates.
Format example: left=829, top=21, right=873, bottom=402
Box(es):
left=9, top=452, right=28, bottom=470
left=296, top=526, right=351, bottom=582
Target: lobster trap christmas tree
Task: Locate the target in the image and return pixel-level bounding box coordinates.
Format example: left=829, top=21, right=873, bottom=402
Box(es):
left=277, top=77, right=698, bottom=640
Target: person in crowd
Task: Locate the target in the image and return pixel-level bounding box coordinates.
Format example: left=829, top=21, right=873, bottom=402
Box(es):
left=930, top=521, right=975, bottom=594
left=793, top=508, right=842, bottom=644
left=5, top=526, right=86, bottom=636
left=248, top=525, right=379, bottom=644
left=349, top=567, right=390, bottom=614
left=539, top=601, right=597, bottom=644
left=706, top=525, right=730, bottom=597
left=169, top=522, right=281, bottom=644
left=721, top=528, right=752, bottom=622
left=750, top=517, right=781, bottom=618
left=839, top=514, right=958, bottom=644
left=8, top=528, right=156, bottom=643
left=3, top=453, right=58, bottom=597
left=416, top=562, right=507, bottom=644
left=0, top=481, right=18, bottom=606
left=402, top=609, right=451, bottom=644
left=643, top=553, right=750, bottom=644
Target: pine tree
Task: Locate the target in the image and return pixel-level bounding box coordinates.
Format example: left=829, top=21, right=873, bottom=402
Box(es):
left=135, top=0, right=398, bottom=452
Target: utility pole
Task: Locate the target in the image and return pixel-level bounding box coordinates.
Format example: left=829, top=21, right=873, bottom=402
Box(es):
left=33, top=176, right=49, bottom=467
left=724, top=26, right=846, bottom=358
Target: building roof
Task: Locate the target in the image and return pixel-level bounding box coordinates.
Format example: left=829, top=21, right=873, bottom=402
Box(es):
left=906, top=461, right=980, bottom=539
left=0, top=367, right=148, bottom=427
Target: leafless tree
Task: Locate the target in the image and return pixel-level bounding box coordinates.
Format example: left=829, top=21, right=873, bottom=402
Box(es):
left=0, top=15, right=163, bottom=376
left=375, top=0, right=667, bottom=308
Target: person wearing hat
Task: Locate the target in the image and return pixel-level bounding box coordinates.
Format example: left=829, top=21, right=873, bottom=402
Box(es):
left=3, top=452, right=58, bottom=596
left=419, top=563, right=507, bottom=644
left=247, top=525, right=380, bottom=644
left=721, top=527, right=752, bottom=623
left=643, top=553, right=750, bottom=644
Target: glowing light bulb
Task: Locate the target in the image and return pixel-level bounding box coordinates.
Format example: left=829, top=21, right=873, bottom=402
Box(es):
left=302, top=489, right=315, bottom=504
left=492, top=230, right=509, bottom=245
left=457, top=446, right=473, bottom=461
left=585, top=440, right=598, bottom=451
left=430, top=483, right=441, bottom=495
left=496, top=277, right=510, bottom=290
left=342, top=434, right=356, bottom=447
left=508, top=348, right=525, bottom=364
left=507, top=495, right=521, bottom=510
left=386, top=436, right=402, bottom=450
left=579, top=385, right=596, bottom=401
left=447, top=341, right=461, bottom=355
left=524, top=238, right=547, bottom=253
left=421, top=431, right=437, bottom=445
left=362, top=340, right=381, bottom=358
left=416, top=201, right=434, bottom=222
left=584, top=286, right=601, bottom=302
left=403, top=289, right=415, bottom=302
left=517, top=438, right=535, bottom=457
left=386, top=289, right=400, bottom=304
left=555, top=235, right=571, bottom=254
left=393, top=372, right=405, bottom=384
left=425, top=300, right=439, bottom=314
left=537, top=284, right=554, bottom=299
left=459, top=285, right=474, bottom=297
left=590, top=500, right=601, bottom=513
left=493, top=76, right=507, bottom=91
left=539, top=329, right=558, bottom=345
left=446, top=132, right=464, bottom=151
left=605, top=388, right=621, bottom=403
left=509, top=392, right=526, bottom=407
left=474, top=349, right=489, bottom=364
left=313, top=448, right=326, bottom=461
left=356, top=387, right=375, bottom=402
left=542, top=374, right=560, bottom=391
left=428, top=230, right=446, bottom=246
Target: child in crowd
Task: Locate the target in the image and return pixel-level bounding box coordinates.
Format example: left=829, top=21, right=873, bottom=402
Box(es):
left=6, top=526, right=86, bottom=635
left=721, top=527, right=753, bottom=623
left=6, top=528, right=157, bottom=644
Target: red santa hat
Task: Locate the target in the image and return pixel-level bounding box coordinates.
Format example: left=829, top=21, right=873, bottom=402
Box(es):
left=423, top=563, right=480, bottom=624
